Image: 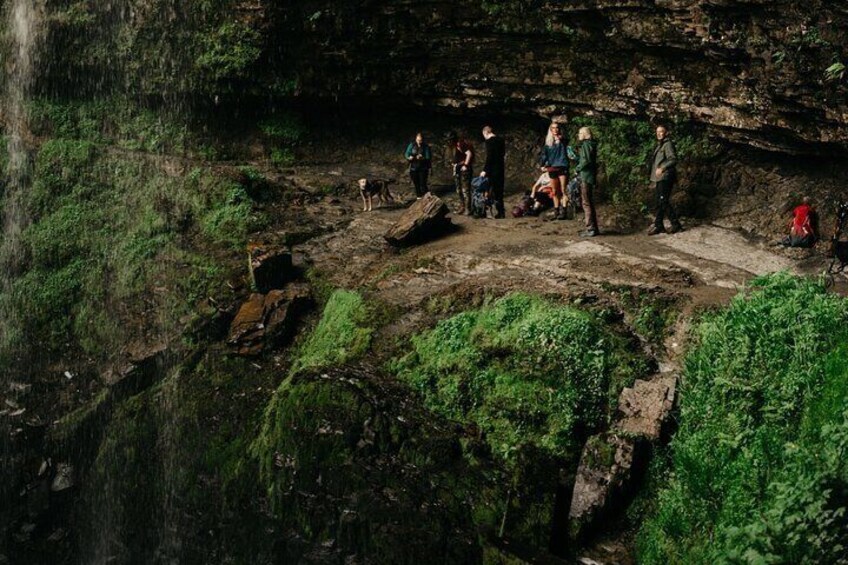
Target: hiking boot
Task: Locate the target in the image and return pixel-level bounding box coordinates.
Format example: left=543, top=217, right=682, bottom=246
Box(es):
left=669, top=222, right=684, bottom=234
left=556, top=207, right=568, bottom=220
left=579, top=229, right=598, bottom=238
left=647, top=224, right=666, bottom=236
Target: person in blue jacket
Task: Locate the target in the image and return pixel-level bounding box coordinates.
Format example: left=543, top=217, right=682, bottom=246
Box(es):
left=405, top=132, right=432, bottom=199
left=538, top=122, right=570, bottom=220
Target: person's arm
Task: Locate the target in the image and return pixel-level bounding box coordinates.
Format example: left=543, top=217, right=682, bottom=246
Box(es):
left=538, top=146, right=548, bottom=169
left=463, top=149, right=472, bottom=169
left=423, top=144, right=432, bottom=161
left=575, top=144, right=587, bottom=173
left=405, top=143, right=414, bottom=161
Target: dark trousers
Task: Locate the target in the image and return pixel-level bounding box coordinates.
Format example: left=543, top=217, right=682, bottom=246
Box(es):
left=654, top=178, right=679, bottom=229
left=410, top=168, right=429, bottom=197
left=490, top=174, right=505, bottom=217
left=454, top=168, right=472, bottom=211
left=581, top=180, right=598, bottom=231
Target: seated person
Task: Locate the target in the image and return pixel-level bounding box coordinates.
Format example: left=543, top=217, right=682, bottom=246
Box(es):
left=781, top=196, right=819, bottom=248
left=528, top=172, right=555, bottom=216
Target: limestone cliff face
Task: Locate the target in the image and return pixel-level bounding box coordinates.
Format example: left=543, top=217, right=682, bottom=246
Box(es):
left=43, top=1, right=847, bottom=153
left=282, top=0, right=847, bottom=154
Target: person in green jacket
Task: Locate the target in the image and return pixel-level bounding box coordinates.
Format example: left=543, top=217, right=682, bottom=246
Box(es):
left=575, top=126, right=599, bottom=237
left=405, top=132, right=432, bottom=199
left=648, top=125, right=683, bottom=235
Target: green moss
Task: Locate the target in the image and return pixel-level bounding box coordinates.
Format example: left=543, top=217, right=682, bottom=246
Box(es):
left=392, top=293, right=648, bottom=547
left=0, top=99, right=272, bottom=364
left=290, top=289, right=373, bottom=375
left=638, top=273, right=848, bottom=564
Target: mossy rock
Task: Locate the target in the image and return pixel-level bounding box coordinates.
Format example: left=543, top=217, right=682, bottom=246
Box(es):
left=253, top=364, right=483, bottom=563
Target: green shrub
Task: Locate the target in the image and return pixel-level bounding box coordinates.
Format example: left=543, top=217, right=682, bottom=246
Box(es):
left=196, top=21, right=263, bottom=81
left=570, top=117, right=721, bottom=205
left=638, top=273, right=848, bottom=564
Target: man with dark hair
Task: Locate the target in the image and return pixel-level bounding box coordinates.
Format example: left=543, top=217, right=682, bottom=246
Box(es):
left=648, top=125, right=683, bottom=235
left=480, top=125, right=506, bottom=218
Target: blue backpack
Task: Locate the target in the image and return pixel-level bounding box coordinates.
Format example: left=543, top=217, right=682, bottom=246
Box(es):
left=470, top=176, right=492, bottom=218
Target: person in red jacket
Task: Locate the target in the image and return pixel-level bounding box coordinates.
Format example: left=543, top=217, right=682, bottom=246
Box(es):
left=781, top=196, right=819, bottom=248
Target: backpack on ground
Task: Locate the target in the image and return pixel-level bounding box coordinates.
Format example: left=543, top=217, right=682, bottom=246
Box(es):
left=567, top=177, right=582, bottom=212
left=512, top=194, right=534, bottom=218
left=471, top=176, right=491, bottom=218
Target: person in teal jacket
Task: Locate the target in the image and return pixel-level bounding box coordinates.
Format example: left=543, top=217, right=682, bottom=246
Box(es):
left=405, top=132, right=432, bottom=198
left=575, top=126, right=600, bottom=237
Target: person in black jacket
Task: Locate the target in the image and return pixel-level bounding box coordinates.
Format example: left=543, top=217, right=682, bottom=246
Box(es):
left=479, top=125, right=506, bottom=218
left=648, top=125, right=683, bottom=235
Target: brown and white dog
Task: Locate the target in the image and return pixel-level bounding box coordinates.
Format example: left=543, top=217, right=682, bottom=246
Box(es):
left=358, top=178, right=395, bottom=212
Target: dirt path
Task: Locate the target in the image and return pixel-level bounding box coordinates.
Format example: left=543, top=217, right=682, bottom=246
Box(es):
left=304, top=195, right=842, bottom=308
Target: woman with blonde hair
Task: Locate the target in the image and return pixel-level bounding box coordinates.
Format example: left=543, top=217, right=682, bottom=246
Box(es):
left=538, top=122, right=570, bottom=220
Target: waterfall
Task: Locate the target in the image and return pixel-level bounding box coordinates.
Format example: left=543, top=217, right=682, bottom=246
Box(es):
left=0, top=0, right=43, bottom=354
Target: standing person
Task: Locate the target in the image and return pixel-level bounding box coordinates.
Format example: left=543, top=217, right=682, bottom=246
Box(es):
left=480, top=125, right=506, bottom=218
left=448, top=131, right=474, bottom=215
left=405, top=132, right=432, bottom=199
left=648, top=125, right=683, bottom=235
left=538, top=122, right=570, bottom=220
left=575, top=126, right=600, bottom=237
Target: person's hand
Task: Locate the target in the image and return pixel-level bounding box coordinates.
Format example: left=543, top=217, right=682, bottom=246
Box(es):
left=655, top=167, right=664, bottom=177
left=461, top=165, right=468, bottom=172
left=480, top=171, right=487, bottom=178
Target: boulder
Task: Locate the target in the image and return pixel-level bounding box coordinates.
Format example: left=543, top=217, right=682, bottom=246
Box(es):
left=227, top=283, right=312, bottom=356
left=248, top=242, right=294, bottom=293
left=569, top=433, right=637, bottom=542
left=384, top=194, right=451, bottom=247
left=568, top=375, right=678, bottom=543
left=615, top=376, right=677, bottom=440
left=50, top=463, right=74, bottom=493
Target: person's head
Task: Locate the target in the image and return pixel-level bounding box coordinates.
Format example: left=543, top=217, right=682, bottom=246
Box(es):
left=545, top=122, right=562, bottom=146
left=358, top=178, right=368, bottom=190
left=578, top=126, right=593, bottom=141
left=656, top=125, right=668, bottom=141
left=802, top=196, right=811, bottom=206
left=415, top=132, right=424, bottom=145
left=482, top=125, right=494, bottom=139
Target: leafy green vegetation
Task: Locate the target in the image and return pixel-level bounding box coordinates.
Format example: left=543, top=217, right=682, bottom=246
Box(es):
left=570, top=117, right=721, bottom=206
left=392, top=293, right=649, bottom=546
left=638, top=273, right=848, bottom=564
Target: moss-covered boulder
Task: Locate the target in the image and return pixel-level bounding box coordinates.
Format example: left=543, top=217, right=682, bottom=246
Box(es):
left=253, top=365, right=483, bottom=563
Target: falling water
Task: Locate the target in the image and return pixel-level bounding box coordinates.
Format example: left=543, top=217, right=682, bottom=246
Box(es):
left=0, top=0, right=43, bottom=352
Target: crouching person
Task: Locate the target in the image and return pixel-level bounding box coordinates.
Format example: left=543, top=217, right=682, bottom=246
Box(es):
left=781, top=196, right=819, bottom=248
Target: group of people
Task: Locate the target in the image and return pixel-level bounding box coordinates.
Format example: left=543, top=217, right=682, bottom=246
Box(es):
left=403, top=122, right=686, bottom=237
left=405, top=126, right=507, bottom=218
